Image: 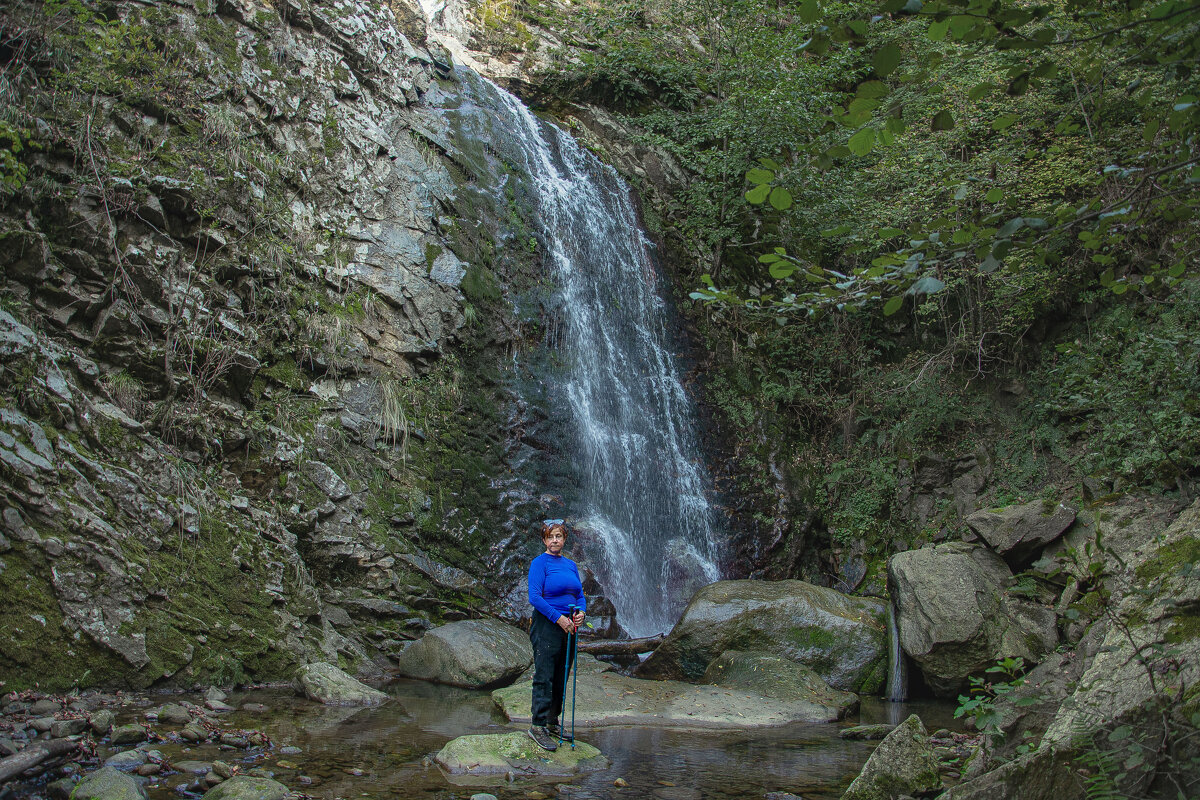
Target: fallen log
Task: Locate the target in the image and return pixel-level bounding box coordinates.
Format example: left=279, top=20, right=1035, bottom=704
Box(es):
left=0, top=738, right=81, bottom=783
left=577, top=634, right=664, bottom=656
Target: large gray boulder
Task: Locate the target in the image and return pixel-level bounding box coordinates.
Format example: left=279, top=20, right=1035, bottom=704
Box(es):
left=434, top=731, right=607, bottom=777
left=889, top=543, right=1057, bottom=696
left=72, top=767, right=148, bottom=800
left=841, top=714, right=941, bottom=800
left=965, top=500, right=1076, bottom=567
left=700, top=651, right=858, bottom=720
left=393, top=619, right=532, bottom=689
left=292, top=662, right=388, bottom=706
left=201, top=776, right=290, bottom=800
left=635, top=580, right=887, bottom=693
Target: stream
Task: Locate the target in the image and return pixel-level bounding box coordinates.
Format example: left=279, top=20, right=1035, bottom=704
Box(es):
left=79, top=684, right=962, bottom=800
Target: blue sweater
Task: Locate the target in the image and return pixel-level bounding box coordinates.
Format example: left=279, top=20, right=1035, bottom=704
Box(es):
left=528, top=552, right=586, bottom=623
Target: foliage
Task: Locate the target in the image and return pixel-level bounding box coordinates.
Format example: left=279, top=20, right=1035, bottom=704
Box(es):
left=954, top=656, right=1033, bottom=739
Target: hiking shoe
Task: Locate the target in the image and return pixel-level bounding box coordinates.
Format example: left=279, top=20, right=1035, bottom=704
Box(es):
left=528, top=725, right=558, bottom=751
left=547, top=723, right=574, bottom=743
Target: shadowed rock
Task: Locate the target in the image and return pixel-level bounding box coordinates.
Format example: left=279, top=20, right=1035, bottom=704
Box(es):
left=841, top=714, right=941, bottom=800
left=435, top=731, right=607, bottom=778
left=293, top=662, right=388, bottom=706
left=394, top=619, right=532, bottom=689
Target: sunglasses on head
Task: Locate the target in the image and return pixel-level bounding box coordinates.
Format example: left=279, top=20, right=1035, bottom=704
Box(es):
left=543, top=519, right=564, bottom=526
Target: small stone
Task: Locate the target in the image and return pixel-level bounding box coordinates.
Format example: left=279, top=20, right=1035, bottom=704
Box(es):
left=51, top=718, right=89, bottom=738
left=204, top=771, right=223, bottom=786
left=205, top=700, right=235, bottom=712
left=203, top=688, right=228, bottom=703
left=278, top=746, right=301, bottom=755
left=246, top=768, right=273, bottom=778
left=212, top=761, right=234, bottom=779
left=839, top=724, right=896, bottom=740
left=201, top=776, right=290, bottom=800
left=219, top=733, right=249, bottom=748
left=274, top=760, right=298, bottom=770
left=239, top=704, right=269, bottom=714
left=172, top=761, right=213, bottom=775
left=764, top=794, right=805, bottom=800
left=613, top=778, right=628, bottom=787
left=0, top=738, right=20, bottom=756
left=110, top=724, right=147, bottom=745
left=137, top=763, right=161, bottom=777
left=30, top=699, right=62, bottom=715
left=297, top=776, right=313, bottom=785
left=343, top=767, right=364, bottom=776
left=105, top=750, right=149, bottom=770
left=156, top=704, right=192, bottom=726
left=30, top=717, right=56, bottom=733
left=470, top=794, right=499, bottom=800
left=47, top=775, right=80, bottom=800
left=90, top=710, right=116, bottom=735
left=181, top=723, right=208, bottom=742
left=932, top=728, right=953, bottom=740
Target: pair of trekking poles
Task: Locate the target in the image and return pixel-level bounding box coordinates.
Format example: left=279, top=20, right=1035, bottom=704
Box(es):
left=559, top=604, right=580, bottom=749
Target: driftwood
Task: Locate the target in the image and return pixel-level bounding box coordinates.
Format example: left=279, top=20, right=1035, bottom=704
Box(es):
left=0, top=738, right=81, bottom=783
left=577, top=634, right=664, bottom=656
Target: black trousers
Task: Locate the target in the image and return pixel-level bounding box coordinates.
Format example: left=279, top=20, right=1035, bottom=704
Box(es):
left=529, top=612, right=574, bottom=726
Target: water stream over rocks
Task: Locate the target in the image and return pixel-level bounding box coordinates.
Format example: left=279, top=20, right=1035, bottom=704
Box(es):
left=8, top=686, right=962, bottom=800
left=436, top=72, right=723, bottom=637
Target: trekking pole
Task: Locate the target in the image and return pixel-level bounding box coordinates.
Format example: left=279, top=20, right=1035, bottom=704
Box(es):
left=568, top=604, right=579, bottom=749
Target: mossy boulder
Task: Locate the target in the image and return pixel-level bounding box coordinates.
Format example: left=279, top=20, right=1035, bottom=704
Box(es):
left=634, top=579, right=887, bottom=693
left=394, top=619, right=532, bottom=689
left=701, top=650, right=858, bottom=720
left=292, top=662, right=388, bottom=706
left=965, top=500, right=1076, bottom=568
left=841, top=715, right=941, bottom=800
left=72, top=767, right=148, bottom=800
left=200, top=776, right=290, bottom=800
left=434, top=731, right=607, bottom=777
left=888, top=543, right=1057, bottom=696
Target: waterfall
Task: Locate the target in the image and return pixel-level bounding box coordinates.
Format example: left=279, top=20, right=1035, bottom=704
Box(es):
left=885, top=601, right=908, bottom=702
left=440, top=72, right=723, bottom=637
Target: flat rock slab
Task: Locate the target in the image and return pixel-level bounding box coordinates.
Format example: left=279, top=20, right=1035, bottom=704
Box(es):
left=492, top=670, right=849, bottom=728
left=435, top=731, right=607, bottom=778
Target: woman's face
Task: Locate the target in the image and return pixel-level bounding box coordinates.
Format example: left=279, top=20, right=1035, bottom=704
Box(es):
left=543, top=527, right=567, bottom=555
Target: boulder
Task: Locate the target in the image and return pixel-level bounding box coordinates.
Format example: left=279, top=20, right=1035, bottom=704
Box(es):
left=939, top=745, right=1086, bottom=800
left=155, top=703, right=192, bottom=725
left=839, top=724, right=895, bottom=740
left=90, top=709, right=116, bottom=735
left=493, top=668, right=850, bottom=728
left=393, top=619, right=533, bottom=689
left=200, top=776, right=290, bottom=800
left=104, top=750, right=149, bottom=770
left=293, top=662, right=388, bottom=706
left=889, top=543, right=1057, bottom=696
left=635, top=580, right=887, bottom=693
left=73, top=766, right=148, bottom=800
left=50, top=718, right=89, bottom=737
left=434, top=731, right=607, bottom=777
left=965, top=501, right=1076, bottom=567
left=841, top=715, right=941, bottom=800
left=700, top=651, right=858, bottom=720
left=109, top=724, right=148, bottom=745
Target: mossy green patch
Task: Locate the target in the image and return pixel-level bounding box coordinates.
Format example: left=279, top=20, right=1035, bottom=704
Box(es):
left=1136, top=537, right=1200, bottom=584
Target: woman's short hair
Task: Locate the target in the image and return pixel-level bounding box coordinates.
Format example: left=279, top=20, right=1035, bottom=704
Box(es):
left=541, top=519, right=566, bottom=539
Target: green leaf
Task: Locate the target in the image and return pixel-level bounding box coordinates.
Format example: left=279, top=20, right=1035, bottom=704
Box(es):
left=1111, top=282, right=1129, bottom=295
left=758, top=254, right=781, bottom=264
left=998, top=217, right=1025, bottom=237
left=980, top=254, right=1001, bottom=273
left=878, top=227, right=904, bottom=239
left=856, top=80, right=888, bottom=99
left=769, top=260, right=796, bottom=279
left=883, top=295, right=904, bottom=315
left=932, top=110, right=955, bottom=131
left=985, top=188, right=1004, bottom=203
left=909, top=276, right=946, bottom=295
left=1008, top=71, right=1031, bottom=96
left=928, top=19, right=950, bottom=41
left=798, top=0, right=819, bottom=23
left=848, top=97, right=881, bottom=115
left=968, top=82, right=996, bottom=100
left=873, top=44, right=902, bottom=77
left=993, top=113, right=1020, bottom=131
left=768, top=186, right=793, bottom=210
left=848, top=128, right=876, bottom=157
left=746, top=168, right=774, bottom=185
left=746, top=184, right=770, bottom=204
left=1108, top=725, right=1132, bottom=742
left=1168, top=262, right=1186, bottom=277
left=758, top=158, right=782, bottom=171
left=1143, top=118, right=1161, bottom=143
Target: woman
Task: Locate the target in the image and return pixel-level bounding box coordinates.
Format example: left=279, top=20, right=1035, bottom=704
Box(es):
left=527, top=518, right=586, bottom=751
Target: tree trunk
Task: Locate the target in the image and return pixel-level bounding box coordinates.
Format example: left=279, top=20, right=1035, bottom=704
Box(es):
left=0, top=738, right=81, bottom=783
left=577, top=634, right=664, bottom=656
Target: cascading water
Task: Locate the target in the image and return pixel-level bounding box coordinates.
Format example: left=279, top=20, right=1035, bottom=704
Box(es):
left=440, top=72, right=723, bottom=637
left=885, top=601, right=908, bottom=702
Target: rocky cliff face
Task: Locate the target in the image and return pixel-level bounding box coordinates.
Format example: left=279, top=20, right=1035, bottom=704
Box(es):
left=0, top=0, right=566, bottom=690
